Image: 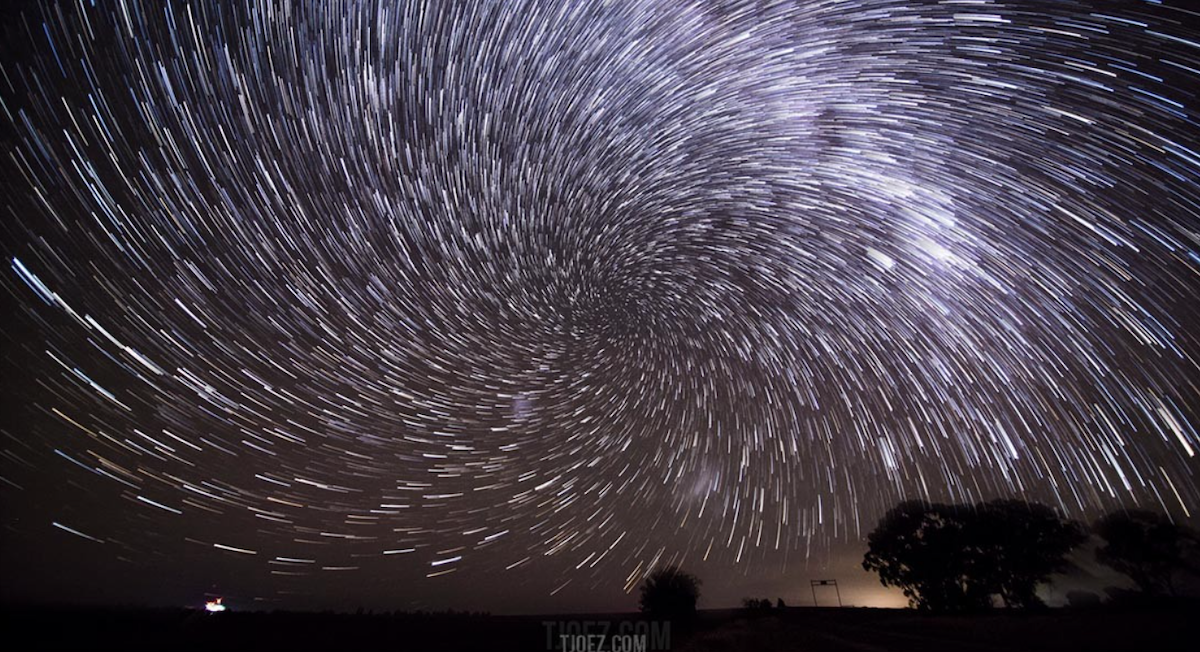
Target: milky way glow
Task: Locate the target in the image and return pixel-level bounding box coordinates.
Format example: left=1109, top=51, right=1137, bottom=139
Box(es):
left=1, top=0, right=1198, bottom=607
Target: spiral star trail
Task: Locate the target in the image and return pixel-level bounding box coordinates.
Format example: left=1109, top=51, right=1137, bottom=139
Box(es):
left=1, top=0, right=1199, bottom=610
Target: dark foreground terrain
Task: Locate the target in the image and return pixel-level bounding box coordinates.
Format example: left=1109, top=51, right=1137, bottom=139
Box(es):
left=2, top=602, right=1194, bottom=651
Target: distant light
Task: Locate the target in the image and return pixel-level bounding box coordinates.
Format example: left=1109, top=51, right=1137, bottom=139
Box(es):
left=205, top=598, right=226, bottom=613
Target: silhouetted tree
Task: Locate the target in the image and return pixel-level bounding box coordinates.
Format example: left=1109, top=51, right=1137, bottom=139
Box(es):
left=639, top=566, right=701, bottom=619
left=863, top=499, right=1084, bottom=610
left=863, top=501, right=990, bottom=610
left=1095, top=510, right=1200, bottom=596
left=970, top=500, right=1087, bottom=608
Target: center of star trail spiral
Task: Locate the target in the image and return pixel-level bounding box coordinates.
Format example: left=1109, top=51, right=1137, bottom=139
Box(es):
left=1, top=0, right=1198, bottom=600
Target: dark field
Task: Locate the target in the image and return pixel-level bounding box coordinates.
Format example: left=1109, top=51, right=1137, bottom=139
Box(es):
left=2, top=603, right=1194, bottom=652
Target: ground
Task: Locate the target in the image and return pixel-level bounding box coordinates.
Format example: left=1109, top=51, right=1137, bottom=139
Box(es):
left=2, top=603, right=1193, bottom=651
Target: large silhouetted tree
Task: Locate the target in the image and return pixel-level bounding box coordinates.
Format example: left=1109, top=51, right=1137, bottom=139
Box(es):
left=863, top=499, right=1084, bottom=610
left=1095, top=510, right=1200, bottom=596
left=863, top=501, right=990, bottom=610
left=970, top=500, right=1087, bottom=607
left=639, top=566, right=701, bottom=619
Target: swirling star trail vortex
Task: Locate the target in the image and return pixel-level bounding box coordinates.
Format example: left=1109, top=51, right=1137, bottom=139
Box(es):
left=1, top=0, right=1198, bottom=607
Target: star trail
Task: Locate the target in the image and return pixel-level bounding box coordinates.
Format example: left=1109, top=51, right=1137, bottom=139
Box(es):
left=1, top=0, right=1199, bottom=610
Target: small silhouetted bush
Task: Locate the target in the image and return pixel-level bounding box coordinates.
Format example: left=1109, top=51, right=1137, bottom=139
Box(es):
left=639, top=565, right=702, bottom=619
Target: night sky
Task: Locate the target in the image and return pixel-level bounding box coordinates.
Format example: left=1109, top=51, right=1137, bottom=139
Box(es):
left=1, top=0, right=1199, bottom=614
